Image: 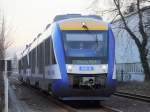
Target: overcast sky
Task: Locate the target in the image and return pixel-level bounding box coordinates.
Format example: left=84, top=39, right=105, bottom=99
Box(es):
left=1, top=0, right=112, bottom=58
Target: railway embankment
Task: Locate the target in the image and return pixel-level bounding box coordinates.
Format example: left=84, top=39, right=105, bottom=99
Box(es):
left=117, top=81, right=150, bottom=96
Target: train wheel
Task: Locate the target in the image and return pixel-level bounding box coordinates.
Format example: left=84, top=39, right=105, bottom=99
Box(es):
left=47, top=84, right=52, bottom=95
left=26, top=79, right=30, bottom=86
left=35, top=81, right=39, bottom=89
left=90, top=100, right=100, bottom=106
left=18, top=76, right=23, bottom=82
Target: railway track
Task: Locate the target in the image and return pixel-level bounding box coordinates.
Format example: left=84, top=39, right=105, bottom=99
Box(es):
left=114, top=91, right=150, bottom=103
left=26, top=84, right=122, bottom=112
left=10, top=76, right=122, bottom=112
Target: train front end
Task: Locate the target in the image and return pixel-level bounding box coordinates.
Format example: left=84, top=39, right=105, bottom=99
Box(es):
left=51, top=18, right=116, bottom=100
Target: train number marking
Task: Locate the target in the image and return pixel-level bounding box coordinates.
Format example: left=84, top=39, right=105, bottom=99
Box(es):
left=79, top=66, right=94, bottom=71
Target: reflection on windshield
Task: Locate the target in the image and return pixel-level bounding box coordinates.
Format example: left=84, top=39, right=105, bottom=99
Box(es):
left=63, top=31, right=107, bottom=57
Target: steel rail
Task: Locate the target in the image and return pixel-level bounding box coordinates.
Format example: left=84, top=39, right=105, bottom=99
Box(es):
left=101, top=105, right=123, bottom=112
left=114, top=91, right=150, bottom=103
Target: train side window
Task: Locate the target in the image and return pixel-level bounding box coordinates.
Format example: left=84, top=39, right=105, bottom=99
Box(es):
left=50, top=37, right=56, bottom=64
left=37, top=45, right=40, bottom=68
left=31, top=48, right=36, bottom=73
left=25, top=55, right=28, bottom=72
left=52, top=47, right=56, bottom=64
left=37, top=42, right=44, bottom=74
left=18, top=60, right=21, bottom=73
left=23, top=56, right=27, bottom=74
left=22, top=56, right=25, bottom=73
left=22, top=57, right=24, bottom=73
left=21, top=59, right=23, bottom=71
left=45, top=37, right=50, bottom=66
left=29, top=52, right=32, bottom=69
left=41, top=42, right=44, bottom=73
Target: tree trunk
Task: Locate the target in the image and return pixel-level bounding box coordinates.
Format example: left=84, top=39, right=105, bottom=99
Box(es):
left=139, top=49, right=150, bottom=80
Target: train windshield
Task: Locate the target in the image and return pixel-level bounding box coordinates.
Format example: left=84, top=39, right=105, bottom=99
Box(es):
left=62, top=31, right=108, bottom=64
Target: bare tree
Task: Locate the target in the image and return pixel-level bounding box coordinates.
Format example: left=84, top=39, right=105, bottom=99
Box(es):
left=0, top=14, right=12, bottom=59
left=0, top=13, right=5, bottom=111
left=89, top=0, right=150, bottom=80
left=0, top=9, right=12, bottom=111
left=0, top=15, right=5, bottom=59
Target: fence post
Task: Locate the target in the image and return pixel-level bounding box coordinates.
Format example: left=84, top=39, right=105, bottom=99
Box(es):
left=121, top=69, right=124, bottom=81
left=4, top=61, right=8, bottom=112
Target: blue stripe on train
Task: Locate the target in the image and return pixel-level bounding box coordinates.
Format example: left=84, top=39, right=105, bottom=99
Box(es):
left=51, top=23, right=69, bottom=92
left=107, top=24, right=115, bottom=86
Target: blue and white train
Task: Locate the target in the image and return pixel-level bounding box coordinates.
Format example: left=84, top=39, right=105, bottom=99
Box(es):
left=18, top=14, right=116, bottom=100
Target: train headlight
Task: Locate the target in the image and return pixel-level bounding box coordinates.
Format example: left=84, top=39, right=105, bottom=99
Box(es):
left=67, top=65, right=73, bottom=72
left=102, top=65, right=107, bottom=69
left=102, top=65, right=107, bottom=72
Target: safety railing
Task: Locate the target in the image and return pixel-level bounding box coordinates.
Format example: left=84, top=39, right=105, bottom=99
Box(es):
left=116, top=63, right=144, bottom=81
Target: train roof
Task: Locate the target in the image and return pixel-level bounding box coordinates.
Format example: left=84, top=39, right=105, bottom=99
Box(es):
left=57, top=18, right=108, bottom=31
left=53, top=14, right=102, bottom=22
left=53, top=14, right=108, bottom=31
